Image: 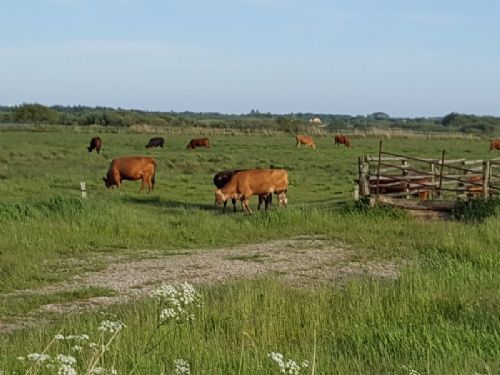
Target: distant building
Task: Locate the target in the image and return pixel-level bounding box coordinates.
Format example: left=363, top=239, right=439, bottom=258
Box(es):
left=309, top=117, right=322, bottom=125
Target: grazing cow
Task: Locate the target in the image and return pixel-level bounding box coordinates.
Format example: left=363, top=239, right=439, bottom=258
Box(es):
left=145, top=137, right=165, bottom=148
left=490, top=139, right=500, bottom=152
left=88, top=137, right=102, bottom=154
left=213, top=170, right=272, bottom=212
left=295, top=135, right=315, bottom=149
left=334, top=134, right=351, bottom=148
left=103, top=156, right=156, bottom=192
left=215, top=169, right=288, bottom=214
left=186, top=138, right=210, bottom=149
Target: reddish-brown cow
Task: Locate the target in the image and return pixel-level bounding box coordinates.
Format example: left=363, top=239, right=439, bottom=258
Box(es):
left=213, top=170, right=272, bottom=213
left=88, top=137, right=102, bottom=154
left=103, top=156, right=156, bottom=192
left=295, top=135, right=315, bottom=149
left=490, top=139, right=500, bottom=152
left=334, top=134, right=351, bottom=148
left=215, top=169, right=288, bottom=214
left=186, top=138, right=210, bottom=149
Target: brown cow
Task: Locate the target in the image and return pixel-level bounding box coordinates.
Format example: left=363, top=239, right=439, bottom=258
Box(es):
left=215, top=169, right=288, bottom=214
left=88, top=137, right=102, bottom=154
left=490, top=139, right=500, bottom=152
left=213, top=170, right=272, bottom=213
left=334, top=134, right=351, bottom=148
left=103, top=156, right=156, bottom=192
left=295, top=135, right=315, bottom=149
left=186, top=138, right=210, bottom=149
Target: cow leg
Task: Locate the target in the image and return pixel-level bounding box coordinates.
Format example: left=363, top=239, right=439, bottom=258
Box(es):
left=241, top=197, right=252, bottom=214
left=222, top=201, right=227, bottom=213
left=265, top=193, right=273, bottom=210
left=257, top=195, right=263, bottom=211
left=232, top=198, right=237, bottom=212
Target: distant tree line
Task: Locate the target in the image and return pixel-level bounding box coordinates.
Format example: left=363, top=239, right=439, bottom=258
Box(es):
left=1, top=104, right=499, bottom=135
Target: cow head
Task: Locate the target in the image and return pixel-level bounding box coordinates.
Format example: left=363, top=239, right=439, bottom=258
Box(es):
left=103, top=176, right=113, bottom=188
left=214, top=189, right=228, bottom=205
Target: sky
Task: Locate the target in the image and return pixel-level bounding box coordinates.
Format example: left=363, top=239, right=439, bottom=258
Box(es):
left=1, top=0, right=499, bottom=117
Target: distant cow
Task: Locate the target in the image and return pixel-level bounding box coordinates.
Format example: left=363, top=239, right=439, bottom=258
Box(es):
left=103, top=156, right=156, bottom=192
left=215, top=169, right=288, bottom=214
left=186, top=138, right=210, bottom=149
left=213, top=169, right=272, bottom=213
left=145, top=137, right=165, bottom=148
left=295, top=135, right=315, bottom=149
left=490, top=139, right=500, bottom=152
left=334, top=134, right=351, bottom=148
left=88, top=137, right=102, bottom=154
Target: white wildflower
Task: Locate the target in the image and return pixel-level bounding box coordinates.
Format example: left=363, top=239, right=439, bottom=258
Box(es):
left=98, top=320, right=126, bottom=333
left=160, top=308, right=178, bottom=320
left=110, top=368, right=118, bottom=375
left=268, top=352, right=308, bottom=375
left=54, top=334, right=65, bottom=340
left=57, top=364, right=77, bottom=375
left=71, top=345, right=83, bottom=352
left=88, top=342, right=98, bottom=349
left=56, top=354, right=77, bottom=366
left=91, top=367, right=105, bottom=374
left=27, top=353, right=51, bottom=362
left=17, top=356, right=25, bottom=361
left=174, top=359, right=191, bottom=375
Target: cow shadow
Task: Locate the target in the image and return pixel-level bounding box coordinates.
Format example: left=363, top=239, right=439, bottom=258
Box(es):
left=124, top=196, right=217, bottom=211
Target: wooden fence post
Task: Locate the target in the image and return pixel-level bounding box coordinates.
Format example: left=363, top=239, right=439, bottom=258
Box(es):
left=353, top=185, right=360, bottom=201
left=430, top=162, right=436, bottom=200
left=482, top=161, right=490, bottom=200
left=457, top=160, right=467, bottom=200
left=402, top=159, right=409, bottom=199
left=80, top=182, right=87, bottom=198
left=376, top=140, right=383, bottom=198
left=358, top=156, right=370, bottom=197
left=438, top=150, right=446, bottom=198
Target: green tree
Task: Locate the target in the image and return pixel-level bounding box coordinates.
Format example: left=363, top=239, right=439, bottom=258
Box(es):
left=13, top=103, right=58, bottom=124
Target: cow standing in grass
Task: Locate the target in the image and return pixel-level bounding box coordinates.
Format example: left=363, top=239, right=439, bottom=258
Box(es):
left=103, top=156, right=156, bottom=192
left=187, top=138, right=210, bottom=149
left=215, top=169, right=288, bottom=214
left=295, top=135, right=315, bottom=149
left=334, top=134, right=351, bottom=148
left=88, top=137, right=102, bottom=154
left=490, top=139, right=500, bottom=152
left=145, top=137, right=165, bottom=148
left=213, top=169, right=272, bottom=213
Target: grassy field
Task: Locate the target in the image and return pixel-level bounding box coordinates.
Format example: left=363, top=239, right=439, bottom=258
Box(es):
left=0, top=129, right=499, bottom=374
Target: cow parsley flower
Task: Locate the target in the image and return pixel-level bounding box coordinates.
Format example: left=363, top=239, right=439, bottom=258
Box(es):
left=54, top=334, right=65, bottom=340
left=174, top=359, right=191, bottom=375
left=56, top=354, right=77, bottom=366
left=27, top=353, right=51, bottom=362
left=71, top=345, right=82, bottom=352
left=268, top=352, right=309, bottom=375
left=151, top=283, right=202, bottom=323
left=57, top=364, right=77, bottom=375
left=98, top=320, right=126, bottom=333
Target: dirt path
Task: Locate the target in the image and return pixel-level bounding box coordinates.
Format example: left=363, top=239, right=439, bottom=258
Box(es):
left=1, top=236, right=400, bottom=334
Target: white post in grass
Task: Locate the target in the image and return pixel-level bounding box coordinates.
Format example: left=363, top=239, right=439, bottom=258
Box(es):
left=80, top=181, right=87, bottom=198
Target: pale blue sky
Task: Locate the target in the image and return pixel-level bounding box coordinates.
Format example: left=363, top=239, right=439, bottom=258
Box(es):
left=1, top=0, right=499, bottom=116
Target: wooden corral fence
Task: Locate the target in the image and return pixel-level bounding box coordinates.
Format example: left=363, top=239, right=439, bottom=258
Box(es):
left=356, top=142, right=500, bottom=214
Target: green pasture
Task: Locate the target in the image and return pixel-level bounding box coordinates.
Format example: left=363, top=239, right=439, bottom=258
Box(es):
left=0, top=129, right=499, bottom=374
